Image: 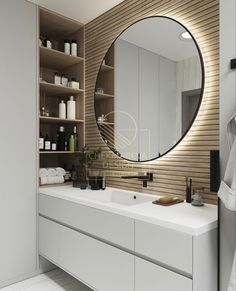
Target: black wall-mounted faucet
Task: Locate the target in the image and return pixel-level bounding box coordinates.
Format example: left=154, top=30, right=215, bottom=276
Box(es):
left=121, top=172, right=153, bottom=187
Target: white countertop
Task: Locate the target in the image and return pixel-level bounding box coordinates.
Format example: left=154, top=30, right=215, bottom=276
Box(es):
left=39, top=185, right=218, bottom=236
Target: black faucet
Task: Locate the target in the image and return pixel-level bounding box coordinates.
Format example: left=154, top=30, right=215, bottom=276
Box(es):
left=121, top=172, right=153, bottom=187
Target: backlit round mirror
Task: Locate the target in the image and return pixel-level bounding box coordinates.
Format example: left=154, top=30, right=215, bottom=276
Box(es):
left=94, top=16, right=204, bottom=162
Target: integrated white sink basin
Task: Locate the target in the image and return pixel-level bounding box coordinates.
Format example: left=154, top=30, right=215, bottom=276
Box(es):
left=70, top=189, right=155, bottom=206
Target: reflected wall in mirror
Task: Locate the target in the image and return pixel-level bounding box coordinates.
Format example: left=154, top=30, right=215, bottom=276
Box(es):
left=94, top=16, right=204, bottom=162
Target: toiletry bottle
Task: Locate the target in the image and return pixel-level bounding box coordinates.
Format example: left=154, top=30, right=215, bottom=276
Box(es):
left=54, top=72, right=61, bottom=85
left=58, top=126, right=65, bottom=151
left=186, top=177, right=192, bottom=203
left=71, top=40, right=78, bottom=56
left=102, top=176, right=106, bottom=190
left=73, top=126, right=78, bottom=151
left=59, top=100, right=66, bottom=119
left=61, top=74, right=68, bottom=87
left=51, top=138, right=57, bottom=151
left=39, top=132, right=44, bottom=151
left=64, top=141, right=68, bottom=151
left=67, top=96, right=76, bottom=120
left=45, top=38, right=52, bottom=49
left=64, top=39, right=70, bottom=55
left=69, top=135, right=75, bottom=152
left=44, top=134, right=51, bottom=151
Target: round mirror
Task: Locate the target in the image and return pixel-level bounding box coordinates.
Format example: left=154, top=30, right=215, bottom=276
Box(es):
left=94, top=16, right=204, bottom=162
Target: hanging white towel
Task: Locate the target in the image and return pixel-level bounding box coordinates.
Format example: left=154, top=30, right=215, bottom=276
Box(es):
left=218, top=113, right=236, bottom=211
left=218, top=137, right=236, bottom=211
left=218, top=113, right=236, bottom=291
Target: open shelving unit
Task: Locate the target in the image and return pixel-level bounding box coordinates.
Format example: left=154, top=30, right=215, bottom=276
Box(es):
left=95, top=44, right=115, bottom=147
left=39, top=8, right=85, bottom=174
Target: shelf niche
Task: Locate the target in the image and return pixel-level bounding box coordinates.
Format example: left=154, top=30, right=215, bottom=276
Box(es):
left=39, top=8, right=85, bottom=176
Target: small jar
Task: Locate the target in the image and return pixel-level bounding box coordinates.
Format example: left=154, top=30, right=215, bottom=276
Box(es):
left=191, top=187, right=204, bottom=206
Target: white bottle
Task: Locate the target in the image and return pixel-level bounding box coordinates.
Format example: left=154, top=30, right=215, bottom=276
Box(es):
left=64, top=40, right=70, bottom=55
left=67, top=96, right=76, bottom=120
left=46, top=39, right=52, bottom=49
left=59, top=100, right=66, bottom=119
left=61, top=74, right=68, bottom=87
left=71, top=40, right=78, bottom=56
left=54, top=72, right=61, bottom=85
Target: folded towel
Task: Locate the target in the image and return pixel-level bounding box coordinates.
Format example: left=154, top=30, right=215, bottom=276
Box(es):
left=40, top=176, right=48, bottom=185
left=47, top=168, right=57, bottom=177
left=39, top=168, right=49, bottom=178
left=40, top=176, right=65, bottom=185
left=55, top=176, right=65, bottom=183
left=56, top=167, right=66, bottom=177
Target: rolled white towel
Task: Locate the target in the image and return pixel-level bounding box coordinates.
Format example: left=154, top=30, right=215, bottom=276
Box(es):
left=47, top=168, right=57, bottom=177
left=39, top=168, right=49, bottom=178
left=47, top=176, right=56, bottom=184
left=54, top=176, right=65, bottom=184
left=40, top=176, right=48, bottom=185
left=56, top=167, right=66, bottom=177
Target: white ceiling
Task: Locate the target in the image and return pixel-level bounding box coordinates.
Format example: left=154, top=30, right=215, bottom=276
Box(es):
left=120, top=17, right=199, bottom=62
left=28, top=0, right=124, bottom=24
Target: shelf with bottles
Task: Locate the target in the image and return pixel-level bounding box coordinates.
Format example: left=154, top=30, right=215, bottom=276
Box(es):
left=40, top=90, right=84, bottom=121
left=40, top=8, right=84, bottom=59
left=40, top=123, right=84, bottom=153
left=40, top=63, right=84, bottom=95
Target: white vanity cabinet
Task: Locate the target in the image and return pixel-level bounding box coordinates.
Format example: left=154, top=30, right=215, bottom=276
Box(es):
left=38, top=191, right=217, bottom=291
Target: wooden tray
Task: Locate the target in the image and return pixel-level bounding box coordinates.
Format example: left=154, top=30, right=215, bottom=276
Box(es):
left=152, top=198, right=184, bottom=206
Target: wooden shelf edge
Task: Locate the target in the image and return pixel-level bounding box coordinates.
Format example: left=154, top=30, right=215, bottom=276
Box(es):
left=40, top=81, right=84, bottom=94
left=40, top=116, right=84, bottom=123
left=95, top=92, right=114, bottom=98
left=40, top=46, right=84, bottom=62
left=100, top=64, right=114, bottom=72
left=40, top=151, right=81, bottom=154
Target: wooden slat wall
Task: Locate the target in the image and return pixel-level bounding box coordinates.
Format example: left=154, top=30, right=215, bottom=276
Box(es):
left=85, top=0, right=219, bottom=204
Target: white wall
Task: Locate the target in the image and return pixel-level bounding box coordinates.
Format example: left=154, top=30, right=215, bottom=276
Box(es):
left=220, top=0, right=236, bottom=290
left=0, top=0, right=38, bottom=287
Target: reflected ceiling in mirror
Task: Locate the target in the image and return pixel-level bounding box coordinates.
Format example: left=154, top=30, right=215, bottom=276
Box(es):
left=94, top=16, right=204, bottom=162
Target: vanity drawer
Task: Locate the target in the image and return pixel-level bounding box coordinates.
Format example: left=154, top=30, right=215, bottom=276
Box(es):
left=59, top=199, right=134, bottom=250
left=135, top=257, right=192, bottom=291
left=39, top=194, right=59, bottom=220
left=135, top=220, right=192, bottom=274
left=39, top=216, right=134, bottom=291
left=39, top=216, right=59, bottom=263
left=38, top=193, right=134, bottom=250
left=60, top=223, right=134, bottom=291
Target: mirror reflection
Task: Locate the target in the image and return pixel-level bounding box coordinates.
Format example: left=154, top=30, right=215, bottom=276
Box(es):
left=94, top=17, right=204, bottom=162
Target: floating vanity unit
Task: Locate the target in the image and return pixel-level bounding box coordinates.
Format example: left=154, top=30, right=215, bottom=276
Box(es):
left=38, top=186, right=217, bottom=291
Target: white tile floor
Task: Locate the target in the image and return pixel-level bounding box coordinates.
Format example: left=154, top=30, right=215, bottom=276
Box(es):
left=0, top=269, right=93, bottom=291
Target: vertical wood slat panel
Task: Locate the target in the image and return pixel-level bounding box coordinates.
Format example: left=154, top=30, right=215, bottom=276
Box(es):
left=85, top=0, right=219, bottom=204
